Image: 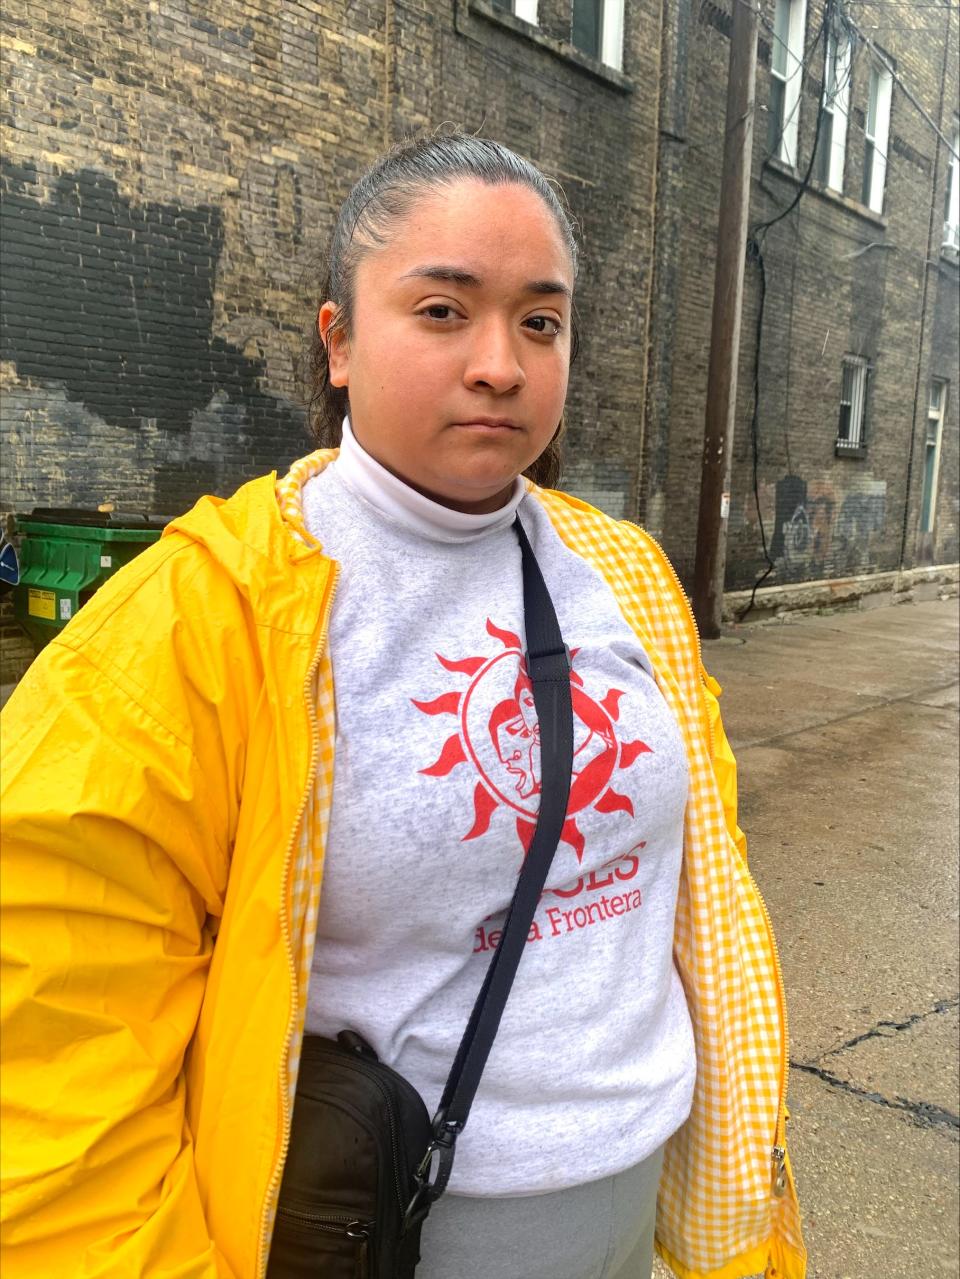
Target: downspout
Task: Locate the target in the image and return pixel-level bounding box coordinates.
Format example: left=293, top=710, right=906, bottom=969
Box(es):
left=383, top=0, right=394, bottom=148
left=637, top=0, right=668, bottom=525
left=898, top=4, right=951, bottom=576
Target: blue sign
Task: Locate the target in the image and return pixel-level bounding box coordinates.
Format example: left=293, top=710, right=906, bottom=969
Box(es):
left=0, top=535, right=20, bottom=587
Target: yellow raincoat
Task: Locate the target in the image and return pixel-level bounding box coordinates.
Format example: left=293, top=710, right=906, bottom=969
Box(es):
left=0, top=452, right=806, bottom=1279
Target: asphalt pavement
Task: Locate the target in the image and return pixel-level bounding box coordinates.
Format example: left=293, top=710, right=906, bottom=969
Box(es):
left=655, top=597, right=959, bottom=1279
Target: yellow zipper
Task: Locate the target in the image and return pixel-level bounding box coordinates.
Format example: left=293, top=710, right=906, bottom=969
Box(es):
left=256, top=563, right=340, bottom=1279
left=642, top=529, right=791, bottom=1198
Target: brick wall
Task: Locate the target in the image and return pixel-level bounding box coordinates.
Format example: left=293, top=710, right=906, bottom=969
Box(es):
left=0, top=2, right=664, bottom=518
left=1, top=0, right=667, bottom=678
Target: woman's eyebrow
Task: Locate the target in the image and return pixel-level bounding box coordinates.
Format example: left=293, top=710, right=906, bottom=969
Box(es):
left=399, top=264, right=572, bottom=300
left=401, top=265, right=481, bottom=288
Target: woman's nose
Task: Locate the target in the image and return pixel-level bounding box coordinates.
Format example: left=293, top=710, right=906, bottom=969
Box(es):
left=463, top=322, right=526, bottom=394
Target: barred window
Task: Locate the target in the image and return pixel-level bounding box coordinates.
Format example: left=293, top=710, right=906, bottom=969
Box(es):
left=837, top=356, right=870, bottom=452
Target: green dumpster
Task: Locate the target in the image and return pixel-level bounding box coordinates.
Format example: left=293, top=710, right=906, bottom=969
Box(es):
left=13, top=509, right=172, bottom=651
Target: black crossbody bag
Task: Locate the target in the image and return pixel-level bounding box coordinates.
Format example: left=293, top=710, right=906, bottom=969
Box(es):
left=266, top=519, right=574, bottom=1279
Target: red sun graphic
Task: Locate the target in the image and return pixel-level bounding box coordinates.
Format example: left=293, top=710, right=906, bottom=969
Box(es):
left=412, top=618, right=652, bottom=862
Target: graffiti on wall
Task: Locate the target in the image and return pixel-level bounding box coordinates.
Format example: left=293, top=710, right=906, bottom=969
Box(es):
left=769, top=473, right=888, bottom=580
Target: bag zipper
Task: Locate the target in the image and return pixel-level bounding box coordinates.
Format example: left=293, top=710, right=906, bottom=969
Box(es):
left=274, top=1208, right=373, bottom=1279
left=256, top=563, right=341, bottom=1279
left=323, top=1049, right=419, bottom=1213
left=641, top=529, right=791, bottom=1198
left=275, top=1205, right=375, bottom=1237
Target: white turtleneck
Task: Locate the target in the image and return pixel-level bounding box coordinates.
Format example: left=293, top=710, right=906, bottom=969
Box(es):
left=334, top=416, right=526, bottom=543
left=300, top=423, right=696, bottom=1197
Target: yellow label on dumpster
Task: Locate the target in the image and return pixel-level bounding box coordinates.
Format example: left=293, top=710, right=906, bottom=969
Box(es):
left=28, top=589, right=57, bottom=620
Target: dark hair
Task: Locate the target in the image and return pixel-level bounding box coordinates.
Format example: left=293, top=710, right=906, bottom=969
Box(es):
left=307, top=132, right=580, bottom=489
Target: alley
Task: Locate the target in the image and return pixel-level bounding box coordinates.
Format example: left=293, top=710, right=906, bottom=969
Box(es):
left=656, top=597, right=959, bottom=1279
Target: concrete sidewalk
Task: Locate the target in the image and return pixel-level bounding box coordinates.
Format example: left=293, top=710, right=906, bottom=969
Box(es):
left=655, top=598, right=959, bottom=1279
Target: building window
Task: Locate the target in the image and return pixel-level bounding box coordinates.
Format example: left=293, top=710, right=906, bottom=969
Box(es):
left=837, top=355, right=869, bottom=451
left=571, top=0, right=625, bottom=70
left=816, top=25, right=851, bottom=192
left=920, top=381, right=947, bottom=533
left=862, top=61, right=893, bottom=213
left=767, top=0, right=808, bottom=167
left=944, top=121, right=960, bottom=251
left=491, top=0, right=538, bottom=22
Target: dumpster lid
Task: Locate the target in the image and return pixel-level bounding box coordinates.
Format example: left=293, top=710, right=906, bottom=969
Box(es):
left=19, top=508, right=175, bottom=529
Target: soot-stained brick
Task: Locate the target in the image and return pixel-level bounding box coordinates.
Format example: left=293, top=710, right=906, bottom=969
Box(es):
left=0, top=161, right=301, bottom=447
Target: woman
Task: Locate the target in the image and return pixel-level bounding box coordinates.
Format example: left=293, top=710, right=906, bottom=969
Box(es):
left=0, top=135, right=806, bottom=1279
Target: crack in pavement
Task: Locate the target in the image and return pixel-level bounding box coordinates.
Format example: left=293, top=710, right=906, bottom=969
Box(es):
left=731, top=679, right=960, bottom=751
left=790, top=1060, right=960, bottom=1135
left=817, top=997, right=960, bottom=1060
left=790, top=999, right=960, bottom=1136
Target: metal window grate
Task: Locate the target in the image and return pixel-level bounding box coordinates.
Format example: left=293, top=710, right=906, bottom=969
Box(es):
left=837, top=356, right=869, bottom=449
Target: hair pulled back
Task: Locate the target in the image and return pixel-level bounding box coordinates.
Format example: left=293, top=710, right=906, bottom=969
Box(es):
left=308, top=132, right=580, bottom=490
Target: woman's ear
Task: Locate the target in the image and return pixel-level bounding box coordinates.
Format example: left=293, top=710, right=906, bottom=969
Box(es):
left=318, top=302, right=349, bottom=387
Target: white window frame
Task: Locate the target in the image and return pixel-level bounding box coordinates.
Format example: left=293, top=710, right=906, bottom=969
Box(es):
left=837, top=355, right=869, bottom=450
left=862, top=61, right=893, bottom=213
left=769, top=0, right=808, bottom=168
left=818, top=26, right=851, bottom=192
left=943, top=121, right=960, bottom=251
left=920, top=380, right=947, bottom=533
left=570, top=0, right=624, bottom=70
left=490, top=0, right=538, bottom=23
left=600, top=0, right=625, bottom=71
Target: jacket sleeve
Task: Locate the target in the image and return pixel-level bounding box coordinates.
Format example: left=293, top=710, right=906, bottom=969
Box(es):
left=0, top=551, right=244, bottom=1276
left=701, top=668, right=749, bottom=864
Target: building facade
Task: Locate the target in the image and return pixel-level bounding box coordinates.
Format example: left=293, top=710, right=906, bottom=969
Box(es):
left=1, top=0, right=957, bottom=681
left=649, top=0, right=959, bottom=592
left=0, top=0, right=665, bottom=520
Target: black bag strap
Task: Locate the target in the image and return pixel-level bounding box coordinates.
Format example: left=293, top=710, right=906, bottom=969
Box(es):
left=405, top=516, right=574, bottom=1222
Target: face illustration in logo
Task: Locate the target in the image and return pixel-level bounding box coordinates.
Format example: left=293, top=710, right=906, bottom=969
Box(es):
left=413, top=619, right=652, bottom=861
left=490, top=669, right=541, bottom=802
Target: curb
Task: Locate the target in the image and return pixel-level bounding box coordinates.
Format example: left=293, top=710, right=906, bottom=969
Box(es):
left=723, top=563, right=960, bottom=623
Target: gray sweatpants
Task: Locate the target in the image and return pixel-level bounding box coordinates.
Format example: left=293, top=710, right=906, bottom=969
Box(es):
left=416, top=1144, right=665, bottom=1279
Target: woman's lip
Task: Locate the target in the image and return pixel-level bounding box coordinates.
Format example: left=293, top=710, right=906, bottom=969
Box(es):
left=452, top=419, right=521, bottom=430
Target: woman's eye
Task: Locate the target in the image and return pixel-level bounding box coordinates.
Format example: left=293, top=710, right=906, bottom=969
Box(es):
left=524, top=315, right=562, bottom=336
left=421, top=305, right=456, bottom=321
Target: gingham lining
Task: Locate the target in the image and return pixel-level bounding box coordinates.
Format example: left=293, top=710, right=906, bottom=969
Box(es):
left=273, top=453, right=805, bottom=1279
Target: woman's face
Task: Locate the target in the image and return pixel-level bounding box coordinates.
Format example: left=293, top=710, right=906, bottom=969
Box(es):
left=319, top=179, right=574, bottom=514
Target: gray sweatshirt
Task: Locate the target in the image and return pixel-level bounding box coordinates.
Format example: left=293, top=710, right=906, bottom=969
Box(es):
left=302, top=420, right=696, bottom=1196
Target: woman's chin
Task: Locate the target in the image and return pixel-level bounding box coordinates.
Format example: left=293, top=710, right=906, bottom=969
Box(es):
left=405, top=464, right=521, bottom=514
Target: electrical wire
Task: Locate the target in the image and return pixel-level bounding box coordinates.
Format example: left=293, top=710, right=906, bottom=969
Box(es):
left=843, top=1, right=956, bottom=8
left=759, top=9, right=833, bottom=179
left=738, top=0, right=955, bottom=618
left=844, top=9, right=959, bottom=155
left=738, top=0, right=838, bottom=621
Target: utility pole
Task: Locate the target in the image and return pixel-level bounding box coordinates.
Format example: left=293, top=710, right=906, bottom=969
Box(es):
left=692, top=0, right=760, bottom=638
